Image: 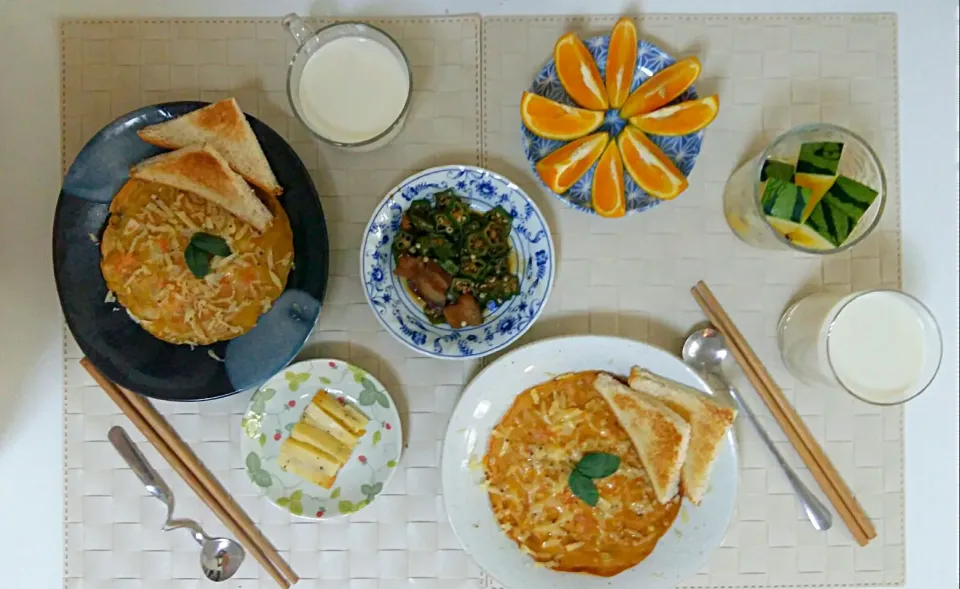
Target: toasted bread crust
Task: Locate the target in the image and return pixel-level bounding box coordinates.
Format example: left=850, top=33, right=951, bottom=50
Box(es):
left=130, top=144, right=273, bottom=232
left=629, top=367, right=736, bottom=504
left=594, top=373, right=691, bottom=504
left=137, top=98, right=282, bottom=196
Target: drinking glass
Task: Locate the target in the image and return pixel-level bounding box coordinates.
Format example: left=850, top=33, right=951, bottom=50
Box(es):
left=281, top=14, right=412, bottom=152
left=777, top=289, right=942, bottom=405
left=723, top=123, right=886, bottom=253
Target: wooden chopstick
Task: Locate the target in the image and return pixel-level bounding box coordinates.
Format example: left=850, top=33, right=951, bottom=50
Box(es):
left=690, top=282, right=877, bottom=546
left=80, top=358, right=297, bottom=587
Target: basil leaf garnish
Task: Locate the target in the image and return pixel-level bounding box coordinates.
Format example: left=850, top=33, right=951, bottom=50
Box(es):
left=575, top=452, right=621, bottom=479
left=189, top=232, right=231, bottom=256
left=185, top=232, right=231, bottom=278
left=568, top=470, right=599, bottom=507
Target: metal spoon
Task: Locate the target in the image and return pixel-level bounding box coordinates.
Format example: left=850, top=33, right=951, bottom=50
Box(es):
left=682, top=327, right=833, bottom=531
left=108, top=426, right=245, bottom=581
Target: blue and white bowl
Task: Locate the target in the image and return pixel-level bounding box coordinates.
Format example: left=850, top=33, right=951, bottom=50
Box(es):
left=361, top=166, right=555, bottom=360
left=522, top=35, right=704, bottom=215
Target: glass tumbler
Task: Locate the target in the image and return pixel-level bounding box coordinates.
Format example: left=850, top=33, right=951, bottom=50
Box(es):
left=723, top=123, right=886, bottom=254
left=777, top=289, right=942, bottom=405
left=282, top=14, right=412, bottom=152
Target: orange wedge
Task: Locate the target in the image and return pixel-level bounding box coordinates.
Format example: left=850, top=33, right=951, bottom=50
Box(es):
left=554, top=33, right=609, bottom=111
left=619, top=56, right=701, bottom=118
left=535, top=132, right=609, bottom=193
left=617, top=126, right=688, bottom=200
left=591, top=139, right=626, bottom=217
left=605, top=18, right=638, bottom=109
left=520, top=91, right=605, bottom=141
left=628, top=95, right=719, bottom=136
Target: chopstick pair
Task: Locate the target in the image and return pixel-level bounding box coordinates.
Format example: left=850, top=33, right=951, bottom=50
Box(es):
left=80, top=358, right=299, bottom=587
left=690, top=281, right=878, bottom=546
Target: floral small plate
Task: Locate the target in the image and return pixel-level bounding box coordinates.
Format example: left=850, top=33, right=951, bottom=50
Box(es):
left=361, top=165, right=555, bottom=360
left=522, top=36, right=703, bottom=215
left=240, top=358, right=402, bottom=520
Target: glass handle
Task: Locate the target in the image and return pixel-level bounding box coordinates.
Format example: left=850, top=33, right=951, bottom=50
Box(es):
left=281, top=13, right=314, bottom=48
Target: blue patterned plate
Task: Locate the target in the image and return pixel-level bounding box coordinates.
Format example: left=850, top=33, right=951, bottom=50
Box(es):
left=53, top=102, right=329, bottom=401
left=360, top=166, right=555, bottom=360
left=523, top=35, right=703, bottom=215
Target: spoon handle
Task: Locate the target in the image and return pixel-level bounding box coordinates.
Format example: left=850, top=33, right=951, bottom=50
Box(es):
left=108, top=426, right=176, bottom=521
left=166, top=517, right=208, bottom=546
left=724, top=384, right=834, bottom=531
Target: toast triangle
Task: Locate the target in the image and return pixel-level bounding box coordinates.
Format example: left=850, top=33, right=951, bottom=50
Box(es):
left=129, top=144, right=273, bottom=232
left=593, top=372, right=691, bottom=503
left=629, top=367, right=736, bottom=504
left=137, top=98, right=283, bottom=195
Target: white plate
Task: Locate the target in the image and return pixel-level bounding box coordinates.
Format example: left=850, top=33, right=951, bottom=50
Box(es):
left=440, top=335, right=738, bottom=589
left=240, top=359, right=402, bottom=520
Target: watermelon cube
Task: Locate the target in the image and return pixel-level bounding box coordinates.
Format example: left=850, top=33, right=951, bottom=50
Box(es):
left=803, top=175, right=879, bottom=246
left=761, top=177, right=811, bottom=224
left=796, top=142, right=844, bottom=176
left=760, top=159, right=795, bottom=183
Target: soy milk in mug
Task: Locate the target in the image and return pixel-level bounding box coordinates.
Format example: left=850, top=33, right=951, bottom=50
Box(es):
left=283, top=15, right=412, bottom=151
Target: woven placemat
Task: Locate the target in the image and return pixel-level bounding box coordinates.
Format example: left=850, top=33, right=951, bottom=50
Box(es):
left=61, top=13, right=904, bottom=589
left=62, top=16, right=485, bottom=589
left=481, top=14, right=902, bottom=588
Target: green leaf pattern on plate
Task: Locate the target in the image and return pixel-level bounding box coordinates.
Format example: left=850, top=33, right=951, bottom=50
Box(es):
left=347, top=364, right=367, bottom=383
left=241, top=415, right=261, bottom=439
left=245, top=452, right=272, bottom=488
left=284, top=371, right=310, bottom=392
left=372, top=430, right=382, bottom=446
left=357, top=377, right=390, bottom=409
left=360, top=482, right=383, bottom=503
left=338, top=499, right=370, bottom=514
left=250, top=387, right=276, bottom=415
left=276, top=490, right=305, bottom=515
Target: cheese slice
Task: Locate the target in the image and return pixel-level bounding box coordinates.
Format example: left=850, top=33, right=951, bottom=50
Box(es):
left=291, top=422, right=352, bottom=465
left=311, top=390, right=369, bottom=436
left=304, top=402, right=359, bottom=447
left=280, top=458, right=336, bottom=489
left=278, top=438, right=340, bottom=489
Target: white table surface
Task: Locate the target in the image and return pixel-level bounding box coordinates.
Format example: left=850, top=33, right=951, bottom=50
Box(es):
left=0, top=0, right=956, bottom=587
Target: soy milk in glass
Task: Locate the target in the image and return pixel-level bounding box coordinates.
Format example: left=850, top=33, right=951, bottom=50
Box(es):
left=282, top=15, right=412, bottom=151
left=777, top=289, right=942, bottom=405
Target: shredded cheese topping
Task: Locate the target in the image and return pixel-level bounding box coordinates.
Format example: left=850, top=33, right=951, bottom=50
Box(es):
left=100, top=180, right=293, bottom=346
left=483, top=371, right=681, bottom=577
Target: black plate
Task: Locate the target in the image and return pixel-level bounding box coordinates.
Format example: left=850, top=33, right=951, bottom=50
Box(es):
left=53, top=102, right=329, bottom=401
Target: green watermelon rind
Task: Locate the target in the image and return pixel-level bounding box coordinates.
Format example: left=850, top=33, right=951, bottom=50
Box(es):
left=760, top=159, right=795, bottom=183
left=796, top=141, right=844, bottom=176
left=761, top=177, right=811, bottom=224
left=804, top=201, right=846, bottom=247
left=803, top=175, right=878, bottom=247
left=828, top=175, right=879, bottom=218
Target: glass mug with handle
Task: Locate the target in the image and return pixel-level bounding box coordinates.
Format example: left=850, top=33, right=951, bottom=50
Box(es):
left=281, top=14, right=413, bottom=152
left=777, top=289, right=942, bottom=405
